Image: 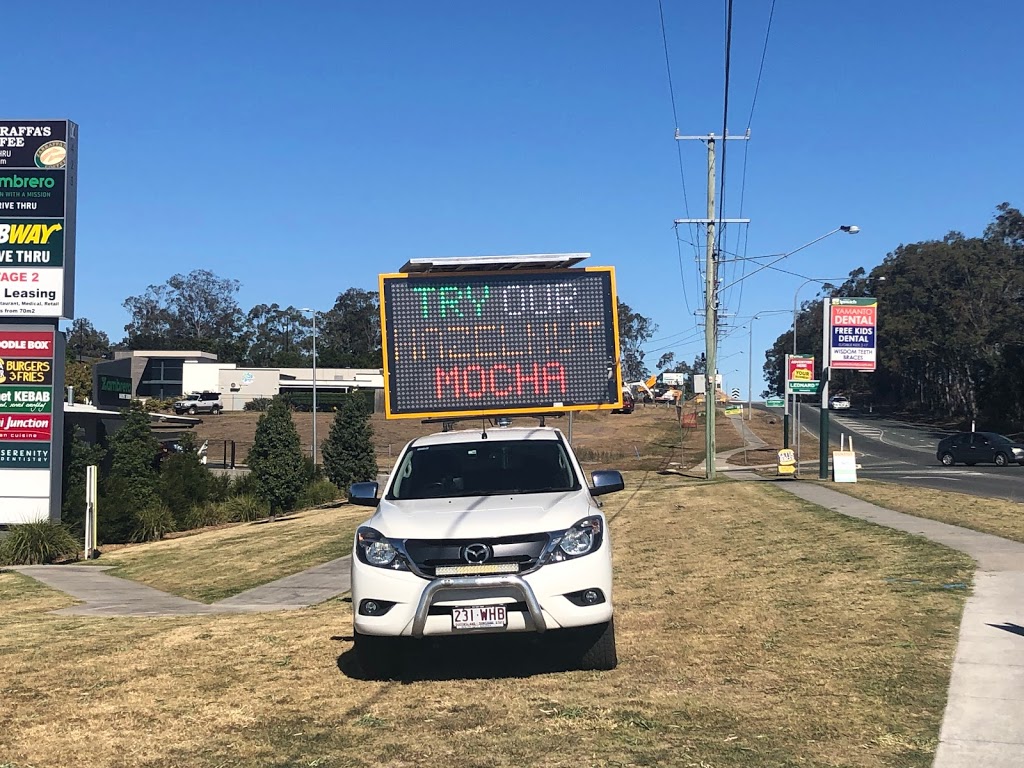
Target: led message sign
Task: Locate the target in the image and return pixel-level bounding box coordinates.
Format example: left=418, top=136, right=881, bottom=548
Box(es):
left=380, top=268, right=622, bottom=419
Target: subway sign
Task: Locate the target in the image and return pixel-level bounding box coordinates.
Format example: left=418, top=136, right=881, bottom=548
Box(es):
left=380, top=268, right=623, bottom=418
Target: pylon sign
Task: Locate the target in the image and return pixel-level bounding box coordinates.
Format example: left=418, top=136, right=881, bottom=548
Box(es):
left=786, top=355, right=818, bottom=394
left=0, top=326, right=65, bottom=523
left=0, top=120, right=78, bottom=320
left=829, top=298, right=877, bottom=372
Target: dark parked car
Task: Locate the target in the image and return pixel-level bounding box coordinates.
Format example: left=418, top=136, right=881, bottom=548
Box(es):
left=936, top=432, right=1024, bottom=467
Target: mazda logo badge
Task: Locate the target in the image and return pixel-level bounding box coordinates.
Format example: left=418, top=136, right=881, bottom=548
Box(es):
left=463, top=543, right=491, bottom=564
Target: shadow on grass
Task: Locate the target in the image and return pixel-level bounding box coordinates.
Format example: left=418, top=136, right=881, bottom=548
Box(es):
left=335, top=632, right=582, bottom=683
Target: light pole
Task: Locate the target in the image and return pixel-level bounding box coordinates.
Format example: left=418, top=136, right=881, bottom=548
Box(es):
left=746, top=310, right=790, bottom=420
left=714, top=224, right=859, bottom=448
left=789, top=278, right=843, bottom=464
left=299, top=308, right=319, bottom=469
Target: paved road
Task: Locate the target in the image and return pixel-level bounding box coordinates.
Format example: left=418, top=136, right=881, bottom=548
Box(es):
left=789, top=404, right=1024, bottom=502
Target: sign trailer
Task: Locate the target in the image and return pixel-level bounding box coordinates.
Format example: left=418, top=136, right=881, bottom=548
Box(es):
left=380, top=265, right=623, bottom=419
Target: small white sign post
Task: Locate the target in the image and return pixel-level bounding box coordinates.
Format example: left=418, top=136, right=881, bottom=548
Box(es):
left=84, top=464, right=98, bottom=558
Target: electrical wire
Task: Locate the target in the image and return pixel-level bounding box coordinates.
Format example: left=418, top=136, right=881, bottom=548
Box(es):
left=732, top=0, right=777, bottom=315
left=658, top=1, right=702, bottom=273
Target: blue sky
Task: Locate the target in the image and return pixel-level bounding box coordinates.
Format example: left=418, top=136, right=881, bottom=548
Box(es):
left=8, top=1, right=1021, bottom=395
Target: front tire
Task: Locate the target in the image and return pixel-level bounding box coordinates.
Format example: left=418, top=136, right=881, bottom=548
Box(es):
left=188, top=405, right=198, bottom=415
left=995, top=452, right=1009, bottom=467
left=354, top=631, right=403, bottom=680
left=940, top=452, right=955, bottom=466
left=565, top=619, right=618, bottom=671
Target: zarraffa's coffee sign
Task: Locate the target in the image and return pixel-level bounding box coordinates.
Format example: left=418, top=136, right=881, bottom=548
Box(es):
left=0, top=120, right=77, bottom=319
left=0, top=121, right=71, bottom=169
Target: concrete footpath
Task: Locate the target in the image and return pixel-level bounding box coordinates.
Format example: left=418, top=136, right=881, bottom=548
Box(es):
left=12, top=556, right=352, bottom=617
left=771, top=480, right=1024, bottom=768
left=716, top=415, right=1023, bottom=766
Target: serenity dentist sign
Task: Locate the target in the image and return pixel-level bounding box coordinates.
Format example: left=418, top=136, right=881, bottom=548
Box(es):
left=828, top=298, right=878, bottom=372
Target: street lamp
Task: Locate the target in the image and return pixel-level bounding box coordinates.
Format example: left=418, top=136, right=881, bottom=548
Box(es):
left=746, top=310, right=790, bottom=420
left=299, top=308, right=319, bottom=469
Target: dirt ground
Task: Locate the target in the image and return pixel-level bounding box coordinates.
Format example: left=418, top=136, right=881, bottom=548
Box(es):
left=190, top=400, right=753, bottom=475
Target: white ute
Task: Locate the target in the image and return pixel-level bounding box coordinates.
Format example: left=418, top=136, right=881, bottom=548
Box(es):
left=348, top=422, right=624, bottom=678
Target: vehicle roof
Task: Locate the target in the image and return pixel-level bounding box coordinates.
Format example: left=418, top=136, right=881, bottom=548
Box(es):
left=409, top=426, right=565, bottom=447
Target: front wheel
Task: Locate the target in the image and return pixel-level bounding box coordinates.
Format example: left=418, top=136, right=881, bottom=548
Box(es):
left=188, top=405, right=198, bottom=415
left=564, top=619, right=617, bottom=671
left=940, top=453, right=955, bottom=466
left=995, top=452, right=1009, bottom=467
left=354, top=631, right=403, bottom=680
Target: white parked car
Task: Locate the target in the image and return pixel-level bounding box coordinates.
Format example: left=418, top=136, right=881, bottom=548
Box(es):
left=828, top=395, right=851, bottom=410
left=348, top=423, right=624, bottom=678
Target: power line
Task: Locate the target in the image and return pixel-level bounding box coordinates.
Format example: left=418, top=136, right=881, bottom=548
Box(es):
left=714, top=0, right=736, bottom=246
left=658, top=0, right=700, bottom=263
left=732, top=0, right=778, bottom=315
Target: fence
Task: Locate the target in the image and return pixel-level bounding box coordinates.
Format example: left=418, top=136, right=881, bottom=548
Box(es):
left=202, top=439, right=399, bottom=471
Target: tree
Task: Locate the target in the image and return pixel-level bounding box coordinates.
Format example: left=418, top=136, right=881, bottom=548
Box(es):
left=100, top=407, right=160, bottom=542
left=158, top=433, right=211, bottom=527
left=248, top=397, right=306, bottom=517
left=64, top=361, right=93, bottom=404
left=122, top=270, right=245, bottom=361
left=61, top=422, right=104, bottom=536
left=322, top=391, right=378, bottom=493
left=243, top=303, right=310, bottom=367
left=318, top=288, right=382, bottom=368
left=617, top=300, right=657, bottom=382
left=66, top=318, right=110, bottom=360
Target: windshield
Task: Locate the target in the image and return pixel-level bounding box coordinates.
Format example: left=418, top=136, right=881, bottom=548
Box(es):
left=990, top=434, right=1013, bottom=445
left=388, top=439, right=580, bottom=499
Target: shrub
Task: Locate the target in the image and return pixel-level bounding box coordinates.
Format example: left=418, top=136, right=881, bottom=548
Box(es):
left=158, top=433, right=211, bottom=526
left=322, top=391, right=378, bottom=494
left=132, top=504, right=177, bottom=542
left=222, top=495, right=270, bottom=523
left=230, top=471, right=259, bottom=498
left=99, top=408, right=161, bottom=543
left=183, top=502, right=232, bottom=530
left=244, top=397, right=273, bottom=412
left=249, top=398, right=306, bottom=516
left=61, top=422, right=104, bottom=538
left=0, top=521, right=80, bottom=565
left=208, top=473, right=233, bottom=503
left=297, top=479, right=341, bottom=509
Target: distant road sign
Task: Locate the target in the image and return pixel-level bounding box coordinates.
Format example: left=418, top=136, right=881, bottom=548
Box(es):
left=730, top=388, right=741, bottom=401
left=765, top=397, right=785, bottom=408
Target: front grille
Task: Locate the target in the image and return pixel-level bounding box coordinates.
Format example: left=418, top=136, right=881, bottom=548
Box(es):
left=404, top=533, right=550, bottom=577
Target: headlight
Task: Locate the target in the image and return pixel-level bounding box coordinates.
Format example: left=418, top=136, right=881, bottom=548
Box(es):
left=1013, top=448, right=1024, bottom=455
left=545, top=516, right=604, bottom=563
left=356, top=526, right=406, bottom=569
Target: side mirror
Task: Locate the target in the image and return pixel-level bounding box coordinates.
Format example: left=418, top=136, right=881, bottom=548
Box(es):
left=348, top=481, right=380, bottom=507
left=590, top=470, right=624, bottom=497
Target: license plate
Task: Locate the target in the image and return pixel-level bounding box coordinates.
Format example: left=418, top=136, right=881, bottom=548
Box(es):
left=452, top=605, right=507, bottom=630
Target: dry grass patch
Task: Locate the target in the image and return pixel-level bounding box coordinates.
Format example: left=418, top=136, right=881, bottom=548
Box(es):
left=89, top=503, right=370, bottom=603
left=830, top=479, right=1024, bottom=543
left=0, top=472, right=971, bottom=768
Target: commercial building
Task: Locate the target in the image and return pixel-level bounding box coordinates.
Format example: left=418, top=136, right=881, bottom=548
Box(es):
left=92, top=350, right=384, bottom=411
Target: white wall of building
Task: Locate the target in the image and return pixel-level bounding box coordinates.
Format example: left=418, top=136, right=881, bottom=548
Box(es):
left=220, top=368, right=281, bottom=411
left=182, top=361, right=235, bottom=396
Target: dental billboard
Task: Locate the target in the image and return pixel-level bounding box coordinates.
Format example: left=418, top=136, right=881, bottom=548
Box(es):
left=829, top=298, right=877, bottom=372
